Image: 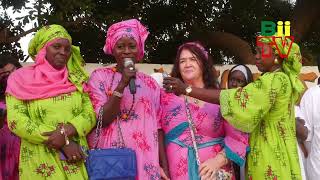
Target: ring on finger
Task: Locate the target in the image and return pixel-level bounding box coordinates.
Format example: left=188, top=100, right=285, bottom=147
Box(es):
left=72, top=155, right=77, bottom=160
left=169, top=85, right=173, bottom=89
left=129, top=67, right=134, bottom=71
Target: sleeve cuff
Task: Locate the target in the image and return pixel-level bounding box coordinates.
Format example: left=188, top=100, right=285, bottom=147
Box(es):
left=224, top=145, right=249, bottom=167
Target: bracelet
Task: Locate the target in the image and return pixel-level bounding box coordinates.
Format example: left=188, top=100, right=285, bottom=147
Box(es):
left=112, top=91, right=123, bottom=98
left=60, top=124, right=70, bottom=146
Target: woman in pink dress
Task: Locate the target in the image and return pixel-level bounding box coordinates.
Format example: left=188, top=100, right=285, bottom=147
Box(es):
left=0, top=55, right=22, bottom=180
left=160, top=42, right=249, bottom=180
left=87, top=19, right=168, bottom=180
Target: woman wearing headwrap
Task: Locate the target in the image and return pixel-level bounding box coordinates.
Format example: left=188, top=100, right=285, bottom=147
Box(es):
left=227, top=64, right=253, bottom=180
left=87, top=19, right=168, bottom=179
left=5, top=25, right=96, bottom=179
left=227, top=64, right=253, bottom=89
left=159, top=42, right=248, bottom=180
left=163, top=36, right=304, bottom=180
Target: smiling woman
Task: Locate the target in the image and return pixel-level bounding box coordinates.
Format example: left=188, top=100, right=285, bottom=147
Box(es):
left=86, top=19, right=171, bottom=180
left=5, top=24, right=96, bottom=180
left=45, top=38, right=72, bottom=70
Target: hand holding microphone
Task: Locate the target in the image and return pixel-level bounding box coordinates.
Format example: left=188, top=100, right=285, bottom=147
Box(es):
left=117, top=58, right=136, bottom=94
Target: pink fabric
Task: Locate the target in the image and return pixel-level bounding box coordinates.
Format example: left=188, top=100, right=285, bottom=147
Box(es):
left=6, top=39, right=76, bottom=100
left=103, top=19, right=149, bottom=61
left=159, top=91, right=248, bottom=180
left=0, top=101, right=20, bottom=180
left=178, top=42, right=209, bottom=59
left=87, top=68, right=161, bottom=180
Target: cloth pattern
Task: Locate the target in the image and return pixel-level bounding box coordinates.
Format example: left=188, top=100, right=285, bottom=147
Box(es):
left=159, top=91, right=248, bottom=180
left=87, top=67, right=162, bottom=180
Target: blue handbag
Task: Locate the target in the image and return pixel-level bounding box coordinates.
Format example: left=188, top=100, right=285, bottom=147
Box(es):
left=85, top=108, right=137, bottom=180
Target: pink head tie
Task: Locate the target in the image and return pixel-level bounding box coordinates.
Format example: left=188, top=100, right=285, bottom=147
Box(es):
left=103, top=19, right=149, bottom=61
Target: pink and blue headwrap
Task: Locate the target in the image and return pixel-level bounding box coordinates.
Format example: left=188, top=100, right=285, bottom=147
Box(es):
left=103, top=19, right=149, bottom=61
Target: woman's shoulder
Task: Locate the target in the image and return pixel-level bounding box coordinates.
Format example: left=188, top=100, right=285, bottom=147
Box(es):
left=91, top=67, right=115, bottom=75
left=88, top=67, right=116, bottom=81
left=7, top=66, right=32, bottom=83
left=258, top=71, right=290, bottom=84
left=137, top=72, right=160, bottom=90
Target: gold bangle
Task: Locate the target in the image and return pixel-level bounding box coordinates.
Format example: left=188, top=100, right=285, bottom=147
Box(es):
left=112, top=91, right=123, bottom=98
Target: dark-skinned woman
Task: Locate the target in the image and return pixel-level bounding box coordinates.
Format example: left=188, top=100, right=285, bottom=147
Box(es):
left=5, top=25, right=96, bottom=179
left=87, top=19, right=169, bottom=180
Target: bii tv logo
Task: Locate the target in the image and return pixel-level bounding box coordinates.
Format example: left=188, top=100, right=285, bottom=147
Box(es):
left=256, top=21, right=294, bottom=58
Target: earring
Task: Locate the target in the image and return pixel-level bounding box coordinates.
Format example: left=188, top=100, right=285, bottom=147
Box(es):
left=274, top=58, right=279, bottom=64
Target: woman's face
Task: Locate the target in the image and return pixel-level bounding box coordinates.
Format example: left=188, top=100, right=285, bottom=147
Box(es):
left=0, top=63, right=18, bottom=95
left=178, top=49, right=203, bottom=84
left=228, top=70, right=247, bottom=89
left=46, top=38, right=71, bottom=70
left=112, top=36, right=138, bottom=65
left=255, top=43, right=276, bottom=72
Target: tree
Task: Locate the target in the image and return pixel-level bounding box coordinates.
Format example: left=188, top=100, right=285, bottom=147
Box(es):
left=1, top=0, right=320, bottom=64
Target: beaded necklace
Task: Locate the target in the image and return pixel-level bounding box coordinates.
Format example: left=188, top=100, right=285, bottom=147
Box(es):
left=106, top=66, right=136, bottom=120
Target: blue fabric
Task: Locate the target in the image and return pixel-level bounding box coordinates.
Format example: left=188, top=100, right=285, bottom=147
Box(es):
left=164, top=122, right=188, bottom=145
left=85, top=148, right=137, bottom=180
left=224, top=145, right=245, bottom=166
left=165, top=122, right=224, bottom=180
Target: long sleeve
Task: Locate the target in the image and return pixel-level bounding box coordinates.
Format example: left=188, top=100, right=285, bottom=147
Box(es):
left=220, top=72, right=286, bottom=133
left=6, top=94, right=55, bottom=144
left=299, top=87, right=318, bottom=142
left=223, top=120, right=249, bottom=166
left=87, top=69, right=109, bottom=115
left=67, top=92, right=96, bottom=136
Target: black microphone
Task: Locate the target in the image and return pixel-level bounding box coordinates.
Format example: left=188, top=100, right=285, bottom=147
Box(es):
left=124, top=58, right=136, bottom=94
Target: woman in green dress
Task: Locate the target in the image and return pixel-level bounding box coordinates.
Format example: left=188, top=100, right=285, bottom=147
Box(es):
left=5, top=25, right=96, bottom=179
left=163, top=36, right=304, bottom=180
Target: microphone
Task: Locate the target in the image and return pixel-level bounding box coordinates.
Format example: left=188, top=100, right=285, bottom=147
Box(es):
left=124, top=58, right=136, bottom=94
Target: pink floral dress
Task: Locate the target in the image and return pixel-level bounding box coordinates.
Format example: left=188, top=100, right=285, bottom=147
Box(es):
left=0, top=101, right=20, bottom=180
left=159, top=91, right=249, bottom=180
left=87, top=67, right=162, bottom=180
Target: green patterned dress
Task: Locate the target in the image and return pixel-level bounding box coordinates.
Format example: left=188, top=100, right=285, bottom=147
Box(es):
left=6, top=91, right=95, bottom=180
left=220, top=71, right=301, bottom=180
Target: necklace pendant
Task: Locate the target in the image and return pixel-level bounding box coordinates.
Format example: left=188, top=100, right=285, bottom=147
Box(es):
left=107, top=90, right=113, bottom=96
left=121, top=113, right=128, bottom=120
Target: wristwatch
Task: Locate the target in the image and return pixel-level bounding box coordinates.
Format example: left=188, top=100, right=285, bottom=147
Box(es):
left=185, top=86, right=192, bottom=96
left=112, top=91, right=123, bottom=98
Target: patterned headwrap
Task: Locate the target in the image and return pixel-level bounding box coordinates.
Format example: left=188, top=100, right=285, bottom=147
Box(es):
left=178, top=42, right=209, bottom=60
left=258, top=35, right=304, bottom=103
left=28, top=24, right=88, bottom=92
left=103, top=19, right=149, bottom=61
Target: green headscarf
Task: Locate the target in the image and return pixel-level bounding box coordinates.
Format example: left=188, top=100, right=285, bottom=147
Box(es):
left=259, top=35, right=304, bottom=103
left=28, top=24, right=88, bottom=92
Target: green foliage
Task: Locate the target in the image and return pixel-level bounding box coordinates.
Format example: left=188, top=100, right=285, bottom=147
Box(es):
left=1, top=0, right=320, bottom=65
left=0, top=13, right=24, bottom=60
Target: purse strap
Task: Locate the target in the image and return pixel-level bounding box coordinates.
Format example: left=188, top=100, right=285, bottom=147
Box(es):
left=184, top=96, right=201, bottom=166
left=93, top=107, right=126, bottom=149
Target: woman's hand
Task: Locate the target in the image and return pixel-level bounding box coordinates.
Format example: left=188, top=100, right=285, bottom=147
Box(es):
left=199, top=151, right=228, bottom=180
left=117, top=65, right=136, bottom=91
left=160, top=167, right=170, bottom=180
left=61, top=141, right=86, bottom=163
left=163, top=77, right=188, bottom=95
left=42, top=129, right=66, bottom=149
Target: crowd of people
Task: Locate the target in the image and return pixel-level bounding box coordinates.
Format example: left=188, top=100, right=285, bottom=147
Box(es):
left=0, top=18, right=317, bottom=180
